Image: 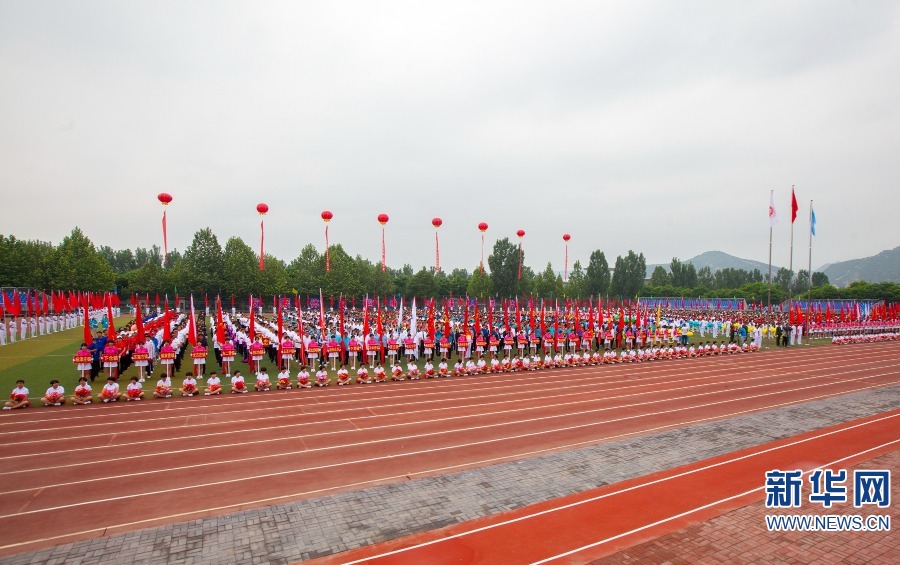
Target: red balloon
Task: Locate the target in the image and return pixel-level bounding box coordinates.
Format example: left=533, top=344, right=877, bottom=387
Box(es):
left=478, top=222, right=488, bottom=232
left=563, top=233, right=571, bottom=242
left=432, top=217, right=443, bottom=228
left=321, top=210, right=333, bottom=222
left=377, top=213, right=389, bottom=225
left=157, top=192, right=172, bottom=205
left=516, top=229, right=525, bottom=238
left=257, top=203, right=269, bottom=215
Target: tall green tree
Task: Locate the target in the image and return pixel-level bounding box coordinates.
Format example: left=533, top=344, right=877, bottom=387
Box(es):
left=221, top=237, right=258, bottom=300
left=487, top=237, right=519, bottom=297
left=649, top=265, right=671, bottom=287
left=566, top=260, right=587, bottom=298
left=46, top=228, right=115, bottom=291
left=179, top=228, right=224, bottom=293
left=585, top=250, right=610, bottom=297
left=609, top=250, right=646, bottom=298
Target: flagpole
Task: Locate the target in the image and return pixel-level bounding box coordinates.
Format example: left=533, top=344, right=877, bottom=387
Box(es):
left=788, top=185, right=795, bottom=314
left=807, top=199, right=813, bottom=304
left=767, top=189, right=774, bottom=311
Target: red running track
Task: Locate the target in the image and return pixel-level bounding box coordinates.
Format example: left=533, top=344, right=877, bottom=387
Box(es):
left=322, top=410, right=900, bottom=564
left=0, top=342, right=897, bottom=555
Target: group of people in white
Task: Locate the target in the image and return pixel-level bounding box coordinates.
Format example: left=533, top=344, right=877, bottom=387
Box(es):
left=831, top=331, right=900, bottom=345
left=0, top=310, right=98, bottom=345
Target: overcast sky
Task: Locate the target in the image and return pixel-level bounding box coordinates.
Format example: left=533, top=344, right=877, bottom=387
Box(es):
left=2, top=1, right=898, bottom=274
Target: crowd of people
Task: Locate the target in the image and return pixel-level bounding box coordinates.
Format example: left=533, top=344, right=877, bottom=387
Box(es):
left=3, top=301, right=898, bottom=410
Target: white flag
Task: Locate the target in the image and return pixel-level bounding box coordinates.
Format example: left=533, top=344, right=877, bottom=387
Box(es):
left=409, top=297, right=417, bottom=339
left=768, top=191, right=778, bottom=228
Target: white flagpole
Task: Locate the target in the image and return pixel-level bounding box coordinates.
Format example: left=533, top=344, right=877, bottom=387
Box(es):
left=767, top=189, right=774, bottom=311
left=808, top=200, right=814, bottom=304
left=788, top=186, right=795, bottom=314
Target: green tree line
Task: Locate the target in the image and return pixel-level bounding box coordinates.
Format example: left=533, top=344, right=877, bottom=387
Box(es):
left=3, top=227, right=899, bottom=303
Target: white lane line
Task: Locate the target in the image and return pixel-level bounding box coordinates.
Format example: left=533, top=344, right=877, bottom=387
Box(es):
left=530, top=439, right=900, bottom=564
left=1, top=394, right=895, bottom=554
left=2, top=359, right=895, bottom=479
left=342, top=421, right=900, bottom=565
left=0, top=372, right=896, bottom=511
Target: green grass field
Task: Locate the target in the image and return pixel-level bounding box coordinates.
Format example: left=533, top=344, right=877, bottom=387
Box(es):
left=0, top=317, right=832, bottom=403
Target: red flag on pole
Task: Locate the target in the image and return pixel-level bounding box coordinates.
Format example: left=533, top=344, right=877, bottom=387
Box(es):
left=163, top=297, right=172, bottom=342
left=82, top=295, right=92, bottom=345
left=106, top=293, right=116, bottom=340
left=136, top=304, right=146, bottom=343
left=277, top=297, right=284, bottom=344
left=216, top=296, right=225, bottom=345
left=188, top=295, right=198, bottom=346
left=791, top=187, right=799, bottom=223
left=296, top=295, right=306, bottom=365
left=249, top=296, right=257, bottom=339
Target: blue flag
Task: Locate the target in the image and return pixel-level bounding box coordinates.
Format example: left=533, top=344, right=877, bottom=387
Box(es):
left=811, top=206, right=817, bottom=236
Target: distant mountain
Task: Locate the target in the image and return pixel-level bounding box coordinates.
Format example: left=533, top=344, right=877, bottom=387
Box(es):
left=820, top=246, right=900, bottom=287
left=646, top=251, right=778, bottom=278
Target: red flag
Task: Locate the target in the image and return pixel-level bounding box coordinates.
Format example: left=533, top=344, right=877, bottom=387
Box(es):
left=319, top=289, right=326, bottom=338
left=155, top=293, right=160, bottom=308
left=463, top=297, right=469, bottom=335
left=163, top=297, right=172, bottom=342
left=277, top=297, right=284, bottom=344
left=443, top=300, right=451, bottom=337
left=338, top=297, right=345, bottom=349
left=106, top=293, right=116, bottom=340
left=791, top=186, right=799, bottom=223
left=503, top=299, right=510, bottom=333
left=248, top=295, right=255, bottom=339
left=136, top=304, right=146, bottom=343
left=428, top=298, right=435, bottom=341
left=188, top=295, right=198, bottom=346
left=82, top=295, right=92, bottom=345
left=540, top=301, right=547, bottom=339
left=216, top=296, right=225, bottom=345
left=474, top=300, right=481, bottom=337
left=3, top=290, right=19, bottom=316
left=515, top=298, right=521, bottom=333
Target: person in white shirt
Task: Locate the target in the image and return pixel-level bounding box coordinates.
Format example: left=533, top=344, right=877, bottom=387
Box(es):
left=372, top=362, right=386, bottom=383
left=407, top=361, right=420, bottom=380
left=255, top=367, right=271, bottom=391
left=126, top=376, right=145, bottom=401
left=72, top=377, right=93, bottom=404
left=356, top=365, right=370, bottom=384
left=99, top=377, right=122, bottom=403
left=181, top=373, right=199, bottom=396
left=336, top=364, right=351, bottom=386
left=315, top=366, right=330, bottom=386
left=154, top=375, right=173, bottom=398
left=4, top=380, right=30, bottom=409
left=205, top=372, right=222, bottom=395
left=41, top=380, right=65, bottom=406
left=231, top=370, right=248, bottom=393
left=296, top=366, right=312, bottom=388
left=274, top=368, right=291, bottom=390
left=423, top=359, right=435, bottom=378
left=437, top=359, right=449, bottom=377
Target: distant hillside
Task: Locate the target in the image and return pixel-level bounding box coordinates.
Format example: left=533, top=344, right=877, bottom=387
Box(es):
left=646, top=251, right=778, bottom=278
left=821, top=246, right=900, bottom=287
